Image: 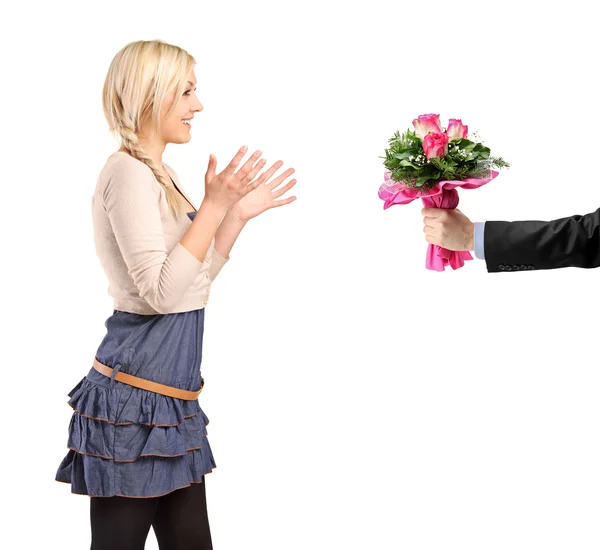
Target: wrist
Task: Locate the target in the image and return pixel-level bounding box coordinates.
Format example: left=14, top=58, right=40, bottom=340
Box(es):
left=230, top=204, right=250, bottom=225
left=199, top=197, right=228, bottom=222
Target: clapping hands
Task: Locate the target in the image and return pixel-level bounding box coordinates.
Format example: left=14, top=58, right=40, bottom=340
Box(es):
left=205, top=146, right=297, bottom=221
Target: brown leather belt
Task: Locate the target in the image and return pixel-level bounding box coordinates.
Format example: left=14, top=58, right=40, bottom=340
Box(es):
left=92, top=357, right=203, bottom=401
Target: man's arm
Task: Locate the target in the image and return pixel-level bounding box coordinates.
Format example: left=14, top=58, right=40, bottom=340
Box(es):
left=484, top=208, right=600, bottom=272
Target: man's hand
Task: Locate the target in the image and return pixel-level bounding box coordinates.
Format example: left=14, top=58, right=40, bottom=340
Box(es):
left=422, top=208, right=475, bottom=251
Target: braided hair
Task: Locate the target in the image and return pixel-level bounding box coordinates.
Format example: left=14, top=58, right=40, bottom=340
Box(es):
left=102, top=39, right=196, bottom=220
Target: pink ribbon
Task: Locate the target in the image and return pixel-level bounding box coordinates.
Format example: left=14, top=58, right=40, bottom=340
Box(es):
left=379, top=170, right=499, bottom=271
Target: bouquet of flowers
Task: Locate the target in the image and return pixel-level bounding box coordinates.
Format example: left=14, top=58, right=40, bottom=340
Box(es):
left=379, top=113, right=509, bottom=271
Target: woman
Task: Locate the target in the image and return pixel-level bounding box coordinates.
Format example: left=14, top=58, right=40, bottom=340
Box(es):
left=55, top=39, right=297, bottom=550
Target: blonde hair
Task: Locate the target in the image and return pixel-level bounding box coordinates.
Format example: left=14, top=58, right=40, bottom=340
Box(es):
left=102, top=39, right=195, bottom=219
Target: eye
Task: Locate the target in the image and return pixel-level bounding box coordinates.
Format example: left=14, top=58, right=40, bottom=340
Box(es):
left=184, top=90, right=191, bottom=96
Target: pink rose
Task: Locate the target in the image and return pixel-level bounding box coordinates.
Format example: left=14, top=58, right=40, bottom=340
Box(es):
left=422, top=132, right=449, bottom=159
left=446, top=118, right=468, bottom=140
left=412, top=114, right=442, bottom=139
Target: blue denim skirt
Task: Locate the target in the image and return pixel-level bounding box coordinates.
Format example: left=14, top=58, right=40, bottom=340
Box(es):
left=55, top=303, right=216, bottom=498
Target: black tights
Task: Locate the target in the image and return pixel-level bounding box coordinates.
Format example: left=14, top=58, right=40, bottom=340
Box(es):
left=90, top=478, right=212, bottom=550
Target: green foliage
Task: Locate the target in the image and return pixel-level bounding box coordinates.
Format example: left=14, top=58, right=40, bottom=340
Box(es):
left=381, top=130, right=510, bottom=190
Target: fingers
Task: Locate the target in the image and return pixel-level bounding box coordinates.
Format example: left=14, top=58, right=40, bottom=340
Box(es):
left=421, top=207, right=444, bottom=218
left=236, top=150, right=264, bottom=180
left=423, top=225, right=439, bottom=245
left=272, top=196, right=297, bottom=208
left=222, top=145, right=249, bottom=178
left=258, top=160, right=284, bottom=184
left=267, top=166, right=296, bottom=190
left=423, top=217, right=437, bottom=229
left=244, top=159, right=283, bottom=189
left=241, top=157, right=267, bottom=185
left=240, top=173, right=265, bottom=198
left=246, top=160, right=283, bottom=188
left=246, top=170, right=269, bottom=188
left=205, top=154, right=217, bottom=182
left=272, top=178, right=297, bottom=199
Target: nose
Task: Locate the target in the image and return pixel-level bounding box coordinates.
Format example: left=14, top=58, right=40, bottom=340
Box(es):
left=192, top=96, right=204, bottom=113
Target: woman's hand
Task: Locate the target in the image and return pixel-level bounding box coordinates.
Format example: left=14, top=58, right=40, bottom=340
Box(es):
left=203, top=146, right=266, bottom=211
left=231, top=160, right=297, bottom=223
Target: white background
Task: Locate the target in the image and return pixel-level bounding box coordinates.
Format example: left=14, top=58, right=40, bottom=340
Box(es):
left=3, top=0, right=600, bottom=548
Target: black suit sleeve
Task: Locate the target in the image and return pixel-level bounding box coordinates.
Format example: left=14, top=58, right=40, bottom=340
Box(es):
left=484, top=207, right=600, bottom=273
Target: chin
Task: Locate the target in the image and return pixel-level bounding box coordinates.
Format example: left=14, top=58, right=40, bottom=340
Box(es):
left=169, top=134, right=193, bottom=145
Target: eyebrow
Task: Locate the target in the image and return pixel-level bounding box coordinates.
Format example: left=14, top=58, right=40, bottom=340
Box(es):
left=187, top=81, right=197, bottom=87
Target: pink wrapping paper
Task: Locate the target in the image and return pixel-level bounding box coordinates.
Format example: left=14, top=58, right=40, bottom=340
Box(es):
left=379, top=170, right=499, bottom=271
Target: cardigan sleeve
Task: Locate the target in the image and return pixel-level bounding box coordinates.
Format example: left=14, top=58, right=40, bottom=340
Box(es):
left=162, top=161, right=230, bottom=282
left=207, top=247, right=229, bottom=281
left=102, top=160, right=209, bottom=314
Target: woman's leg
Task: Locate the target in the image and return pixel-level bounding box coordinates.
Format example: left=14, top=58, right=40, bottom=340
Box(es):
left=90, top=494, right=159, bottom=550
left=152, top=477, right=213, bottom=550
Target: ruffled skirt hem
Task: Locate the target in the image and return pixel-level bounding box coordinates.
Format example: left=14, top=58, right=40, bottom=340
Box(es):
left=55, top=370, right=216, bottom=498
left=55, top=445, right=216, bottom=498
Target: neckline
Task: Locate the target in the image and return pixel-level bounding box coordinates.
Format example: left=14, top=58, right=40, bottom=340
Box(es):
left=167, top=174, right=197, bottom=214
left=112, top=151, right=197, bottom=212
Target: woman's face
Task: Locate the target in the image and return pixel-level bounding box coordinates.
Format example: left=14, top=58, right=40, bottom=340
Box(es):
left=159, top=70, right=203, bottom=145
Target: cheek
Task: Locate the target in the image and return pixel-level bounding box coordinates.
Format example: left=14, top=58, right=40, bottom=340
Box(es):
left=163, top=104, right=186, bottom=129
left=164, top=115, right=184, bottom=133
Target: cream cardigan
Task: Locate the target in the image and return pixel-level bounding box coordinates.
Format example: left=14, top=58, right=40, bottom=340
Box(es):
left=91, top=151, right=228, bottom=315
